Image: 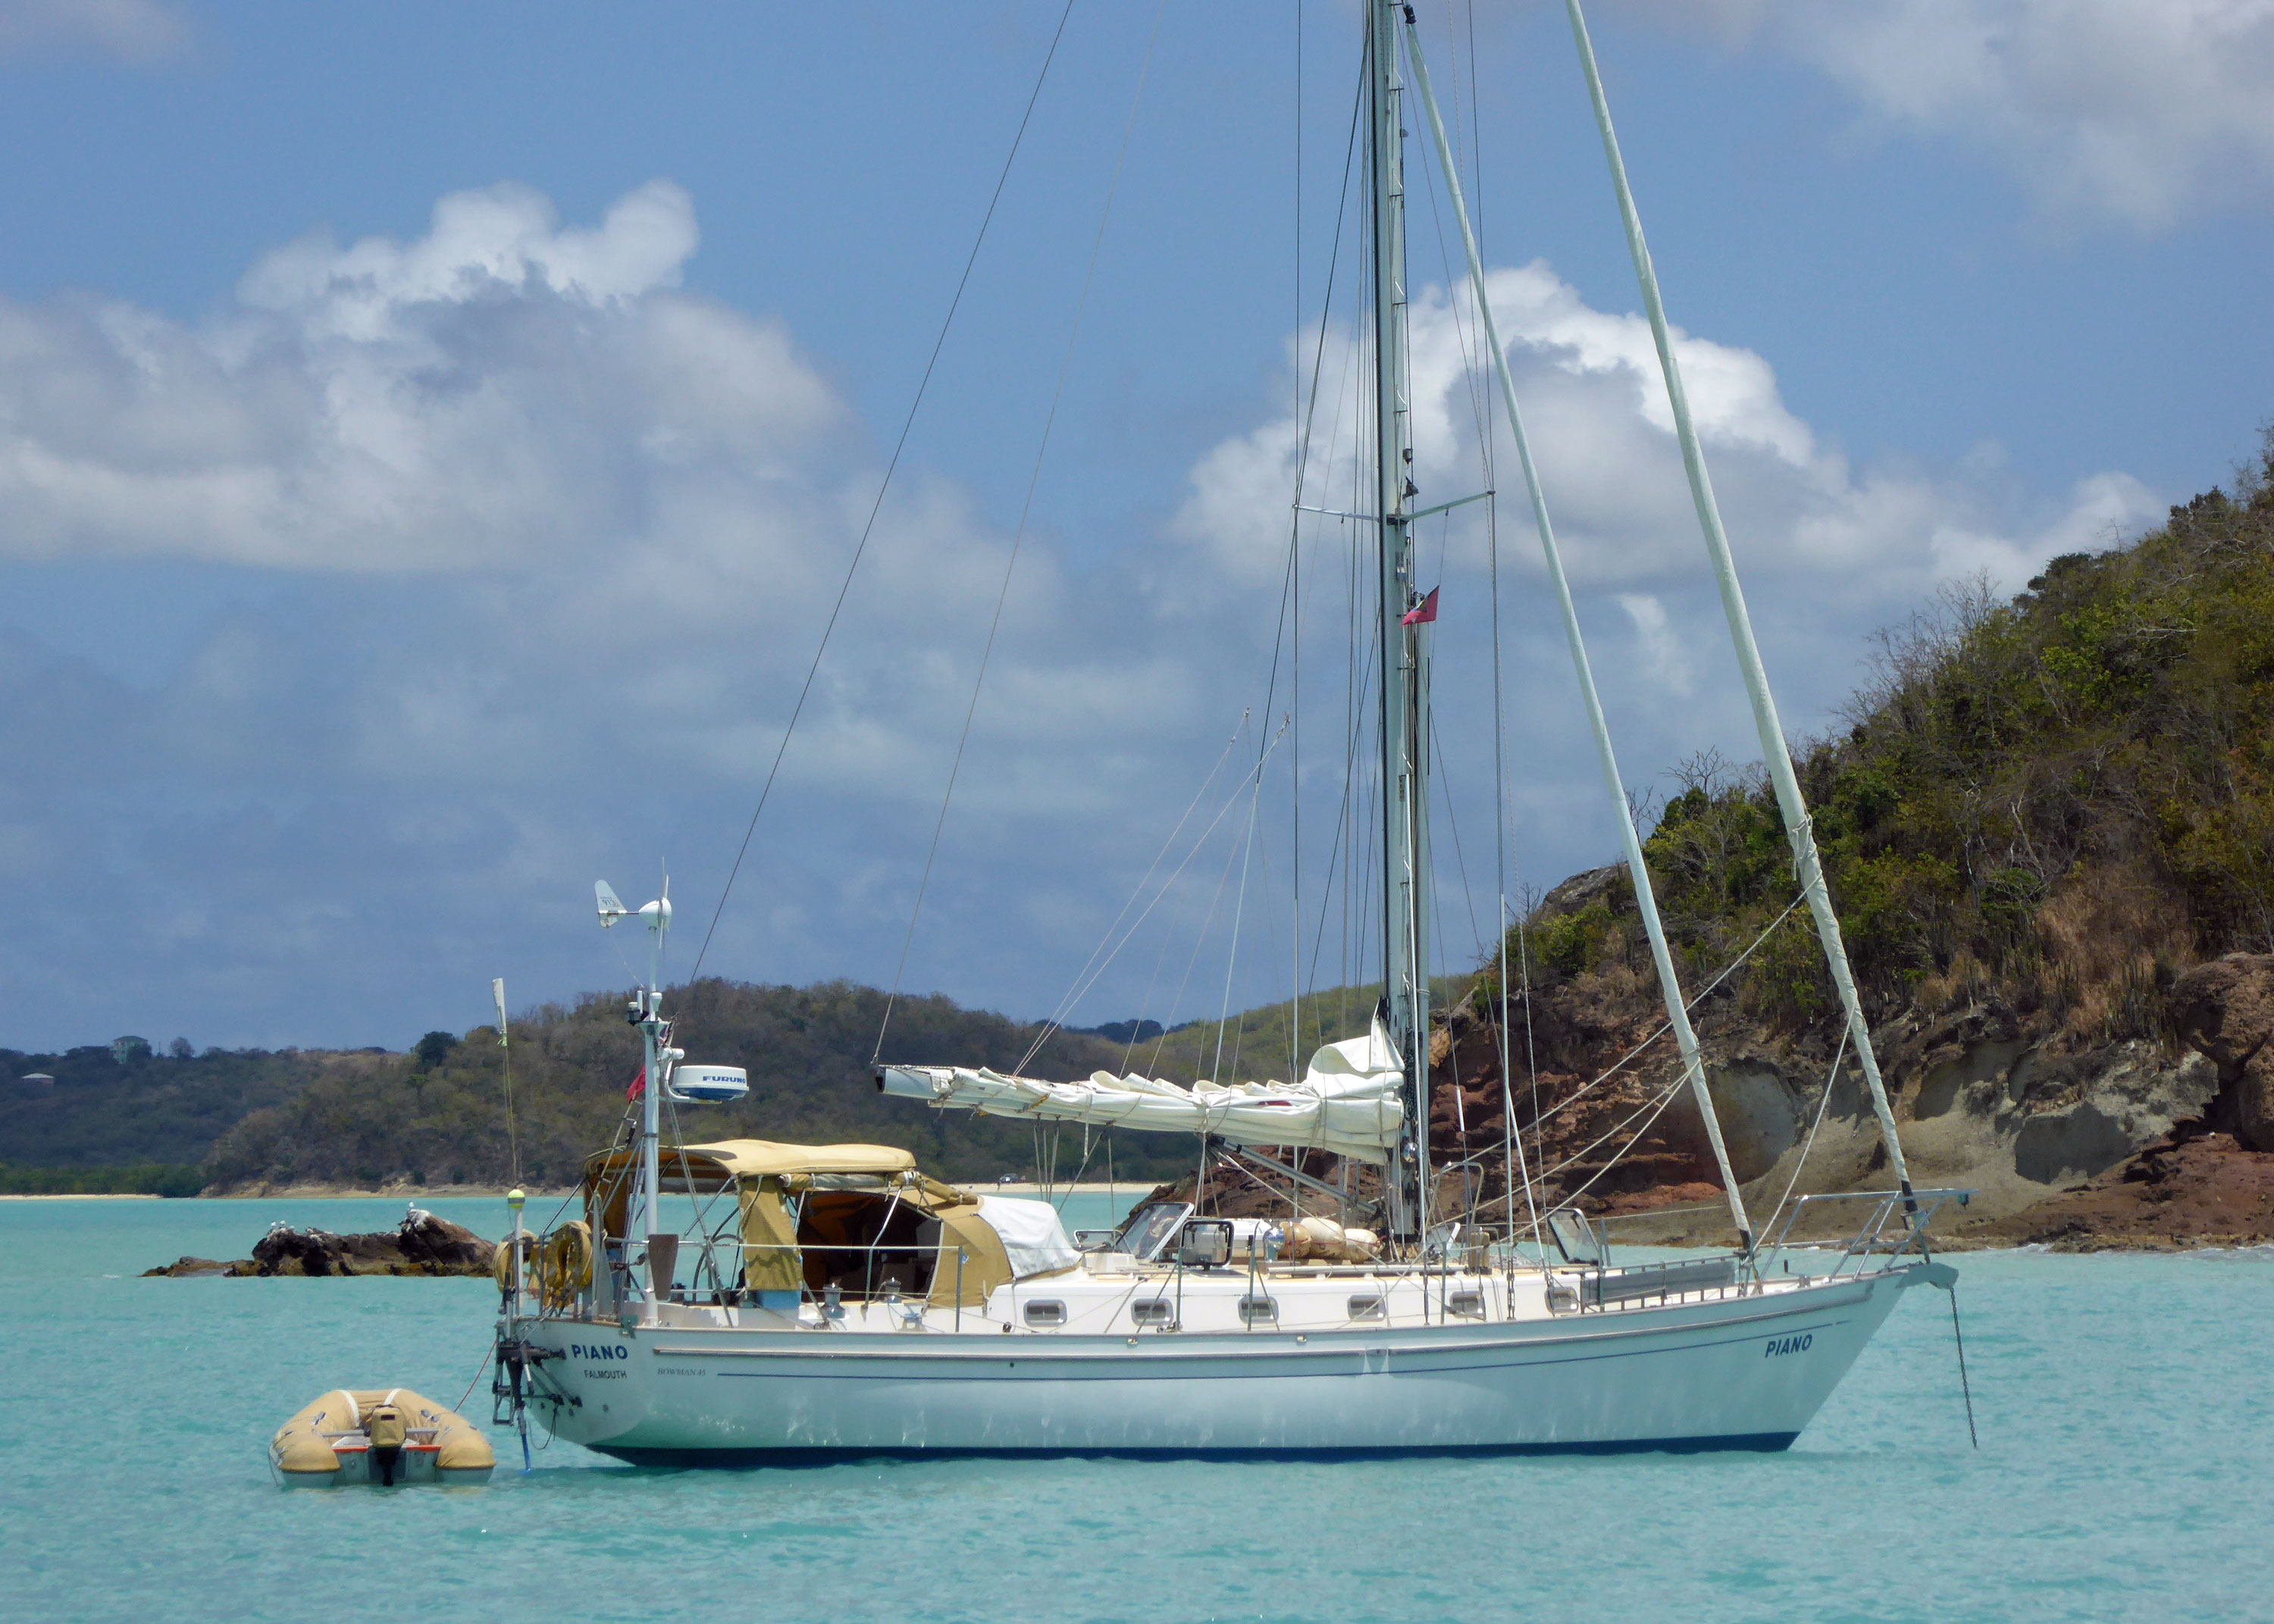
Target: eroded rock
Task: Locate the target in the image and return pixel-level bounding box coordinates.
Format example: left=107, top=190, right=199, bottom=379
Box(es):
left=1956, top=1121, right=2274, bottom=1249
left=207, top=1212, right=498, bottom=1278
left=2169, top=953, right=2274, bottom=1152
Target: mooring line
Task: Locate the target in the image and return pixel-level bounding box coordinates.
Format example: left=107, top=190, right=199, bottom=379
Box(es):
left=1947, top=1281, right=1980, bottom=1450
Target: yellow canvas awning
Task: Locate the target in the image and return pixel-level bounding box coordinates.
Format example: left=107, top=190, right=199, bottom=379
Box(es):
left=583, top=1138, right=916, bottom=1191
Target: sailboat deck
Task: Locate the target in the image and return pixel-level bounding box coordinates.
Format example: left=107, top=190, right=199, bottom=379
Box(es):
left=555, top=1252, right=1846, bottom=1342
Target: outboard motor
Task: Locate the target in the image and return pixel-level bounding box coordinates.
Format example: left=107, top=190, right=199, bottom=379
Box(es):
left=367, top=1403, right=406, bottom=1486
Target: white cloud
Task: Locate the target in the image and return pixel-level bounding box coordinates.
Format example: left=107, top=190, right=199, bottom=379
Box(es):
left=1615, top=593, right=1692, bottom=696
left=0, top=180, right=1274, bottom=1045
left=1178, top=258, right=2157, bottom=605
left=0, top=180, right=838, bottom=574
left=0, top=180, right=2166, bottom=1049
left=1928, top=469, right=2158, bottom=590
left=1624, top=0, right=2274, bottom=228
left=0, top=0, right=187, bottom=63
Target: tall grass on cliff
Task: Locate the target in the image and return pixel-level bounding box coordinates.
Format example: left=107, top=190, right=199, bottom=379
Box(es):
left=1480, top=430, right=2274, bottom=1053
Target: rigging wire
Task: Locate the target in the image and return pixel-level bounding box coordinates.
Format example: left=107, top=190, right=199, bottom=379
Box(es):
left=1447, top=0, right=1541, bottom=1250
left=1023, top=719, right=1298, bottom=1079
left=1533, top=1070, right=1690, bottom=1199
left=1148, top=731, right=1264, bottom=1077
left=1428, top=712, right=1486, bottom=959
left=1292, top=0, right=1303, bottom=1093
left=1241, top=58, right=1365, bottom=1057
left=686, top=0, right=1078, bottom=984
left=1015, top=721, right=1248, bottom=1073
left=1760, top=1020, right=1850, bottom=1238
left=1301, top=605, right=1378, bottom=1003
left=1211, top=716, right=1289, bottom=1085
left=1514, top=891, right=1807, bottom=1154
left=875, top=0, right=1169, bottom=1063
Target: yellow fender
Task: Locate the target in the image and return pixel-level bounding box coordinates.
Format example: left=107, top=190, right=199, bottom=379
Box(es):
left=540, top=1221, right=592, bottom=1310
left=492, top=1229, right=538, bottom=1294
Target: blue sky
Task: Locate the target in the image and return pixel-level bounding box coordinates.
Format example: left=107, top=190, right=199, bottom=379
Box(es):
left=2, top=0, right=2269, bottom=1053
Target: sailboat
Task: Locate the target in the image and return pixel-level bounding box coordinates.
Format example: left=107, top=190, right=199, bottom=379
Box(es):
left=493, top=0, right=1965, bottom=1461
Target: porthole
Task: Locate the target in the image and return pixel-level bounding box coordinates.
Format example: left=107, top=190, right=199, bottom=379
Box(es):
left=1023, top=1300, right=1067, bottom=1328
left=1347, top=1294, right=1386, bottom=1322
left=1447, top=1291, right=1486, bottom=1319
left=1131, top=1300, right=1173, bottom=1326
left=1238, top=1296, right=1277, bottom=1325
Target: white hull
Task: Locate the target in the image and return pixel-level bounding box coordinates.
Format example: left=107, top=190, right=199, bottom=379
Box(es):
left=515, top=1264, right=1929, bottom=1460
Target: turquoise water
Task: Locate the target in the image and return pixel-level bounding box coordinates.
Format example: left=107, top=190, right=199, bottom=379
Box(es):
left=3, top=1196, right=2269, bottom=1622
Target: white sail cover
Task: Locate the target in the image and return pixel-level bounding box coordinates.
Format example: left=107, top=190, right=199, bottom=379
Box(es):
left=878, top=1021, right=1405, bottom=1164
left=973, top=1197, right=1081, bottom=1278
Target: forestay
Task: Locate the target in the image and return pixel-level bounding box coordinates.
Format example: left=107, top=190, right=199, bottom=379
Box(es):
left=877, top=1022, right=1406, bottom=1163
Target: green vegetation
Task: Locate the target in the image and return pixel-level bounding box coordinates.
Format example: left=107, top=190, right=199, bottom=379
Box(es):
left=1129, top=977, right=1472, bottom=1085
left=0, top=1163, right=204, bottom=1197
left=197, top=979, right=1203, bottom=1191
left=0, top=1044, right=339, bottom=1171
left=1478, top=432, right=2274, bottom=1051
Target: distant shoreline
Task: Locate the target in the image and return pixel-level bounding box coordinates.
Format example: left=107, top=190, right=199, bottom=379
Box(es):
left=0, top=1192, right=162, bottom=1201
left=201, top=1184, right=576, bottom=1200
left=186, top=1179, right=1142, bottom=1201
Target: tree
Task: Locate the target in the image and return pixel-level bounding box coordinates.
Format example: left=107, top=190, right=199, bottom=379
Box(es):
left=412, top=1031, right=459, bottom=1071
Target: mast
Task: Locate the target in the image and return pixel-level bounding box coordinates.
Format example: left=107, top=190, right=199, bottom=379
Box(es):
left=1395, top=12, right=1755, bottom=1248
left=1562, top=0, right=1915, bottom=1202
left=1368, top=0, right=1428, bottom=1243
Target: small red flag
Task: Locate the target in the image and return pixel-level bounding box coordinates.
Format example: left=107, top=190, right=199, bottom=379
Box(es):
left=627, top=1066, right=645, bottom=1102
left=1400, top=587, right=1439, bottom=626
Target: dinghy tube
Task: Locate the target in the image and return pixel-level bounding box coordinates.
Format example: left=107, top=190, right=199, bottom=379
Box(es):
left=268, top=1388, right=495, bottom=1487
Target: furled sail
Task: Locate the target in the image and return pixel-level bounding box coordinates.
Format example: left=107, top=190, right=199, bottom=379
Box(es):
left=876, top=1021, right=1405, bottom=1164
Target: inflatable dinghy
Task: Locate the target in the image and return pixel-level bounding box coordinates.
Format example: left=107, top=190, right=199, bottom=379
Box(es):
left=269, top=1388, right=494, bottom=1487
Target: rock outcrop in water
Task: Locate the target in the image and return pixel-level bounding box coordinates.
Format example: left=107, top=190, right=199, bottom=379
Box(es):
left=143, top=1210, right=496, bottom=1278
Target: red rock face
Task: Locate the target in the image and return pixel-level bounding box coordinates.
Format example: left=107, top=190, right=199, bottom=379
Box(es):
left=2169, top=953, right=2274, bottom=1153
left=1959, top=1122, right=2274, bottom=1249
left=1425, top=998, right=1722, bottom=1213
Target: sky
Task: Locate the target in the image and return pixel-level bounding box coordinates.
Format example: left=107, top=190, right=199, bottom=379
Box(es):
left=2, top=0, right=2269, bottom=1054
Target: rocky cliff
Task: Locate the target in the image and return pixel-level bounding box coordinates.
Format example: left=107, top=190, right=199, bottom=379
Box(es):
left=1416, top=447, right=2274, bottom=1249
left=1424, top=916, right=2272, bottom=1246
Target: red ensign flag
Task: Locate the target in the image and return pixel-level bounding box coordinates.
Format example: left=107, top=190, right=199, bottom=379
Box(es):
left=1401, top=587, right=1439, bottom=625
left=627, top=1066, right=645, bottom=1102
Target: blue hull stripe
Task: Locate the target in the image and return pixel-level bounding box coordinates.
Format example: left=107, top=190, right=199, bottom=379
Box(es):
left=593, top=1433, right=1803, bottom=1466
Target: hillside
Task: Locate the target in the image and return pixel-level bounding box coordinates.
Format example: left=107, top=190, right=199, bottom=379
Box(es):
left=0, top=1044, right=338, bottom=1175
left=3, top=977, right=1472, bottom=1197
left=196, top=979, right=1207, bottom=1191
left=12, top=437, right=2271, bottom=1232
left=1418, top=433, right=2274, bottom=1240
